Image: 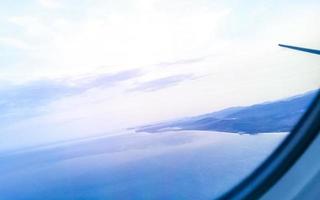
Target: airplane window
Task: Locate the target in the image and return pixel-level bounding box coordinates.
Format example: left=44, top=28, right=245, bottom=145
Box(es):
left=0, top=1, right=319, bottom=200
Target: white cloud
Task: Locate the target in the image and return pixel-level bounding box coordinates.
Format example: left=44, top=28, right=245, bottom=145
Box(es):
left=3, top=1, right=230, bottom=80
left=0, top=37, right=32, bottom=50
left=38, top=0, right=61, bottom=9
left=8, top=15, right=52, bottom=40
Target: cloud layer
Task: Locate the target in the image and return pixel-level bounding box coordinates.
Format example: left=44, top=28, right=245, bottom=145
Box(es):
left=0, top=69, right=142, bottom=122
left=130, top=74, right=195, bottom=92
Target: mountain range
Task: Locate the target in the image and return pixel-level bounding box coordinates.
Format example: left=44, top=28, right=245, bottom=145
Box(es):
left=135, top=90, right=318, bottom=134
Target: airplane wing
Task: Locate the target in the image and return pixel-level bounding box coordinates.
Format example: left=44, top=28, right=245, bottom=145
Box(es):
left=279, top=44, right=320, bottom=55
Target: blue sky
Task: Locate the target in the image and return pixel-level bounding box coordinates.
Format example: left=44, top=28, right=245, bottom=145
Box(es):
left=0, top=0, right=319, bottom=151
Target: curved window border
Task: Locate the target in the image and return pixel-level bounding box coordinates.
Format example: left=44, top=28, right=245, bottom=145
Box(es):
left=218, top=89, right=320, bottom=200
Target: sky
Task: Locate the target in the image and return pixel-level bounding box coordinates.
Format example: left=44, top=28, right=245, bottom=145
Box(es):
left=0, top=0, right=319, bottom=151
